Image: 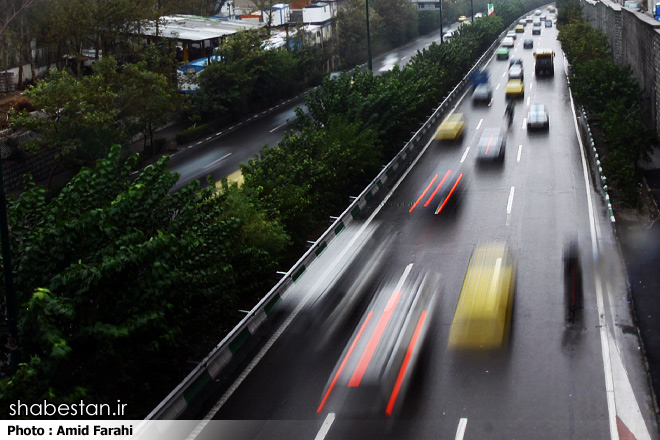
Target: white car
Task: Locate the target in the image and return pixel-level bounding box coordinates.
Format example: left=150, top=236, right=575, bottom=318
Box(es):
left=527, top=104, right=549, bottom=130
left=508, top=64, right=524, bottom=80
left=501, top=37, right=515, bottom=48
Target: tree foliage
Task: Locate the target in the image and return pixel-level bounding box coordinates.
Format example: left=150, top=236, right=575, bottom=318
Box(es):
left=559, top=14, right=658, bottom=207
left=12, top=56, right=179, bottom=167
left=193, top=29, right=323, bottom=122
left=241, top=116, right=381, bottom=245
left=0, top=146, right=288, bottom=418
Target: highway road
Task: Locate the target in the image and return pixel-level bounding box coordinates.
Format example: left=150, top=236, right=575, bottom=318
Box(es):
left=178, top=15, right=658, bottom=440
left=166, top=28, right=452, bottom=191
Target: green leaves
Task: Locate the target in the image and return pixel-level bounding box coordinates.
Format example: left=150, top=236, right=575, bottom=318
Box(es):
left=560, top=13, right=658, bottom=207
left=1, top=145, right=289, bottom=417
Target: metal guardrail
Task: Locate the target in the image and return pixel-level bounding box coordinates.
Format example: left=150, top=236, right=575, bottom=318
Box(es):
left=146, top=22, right=515, bottom=421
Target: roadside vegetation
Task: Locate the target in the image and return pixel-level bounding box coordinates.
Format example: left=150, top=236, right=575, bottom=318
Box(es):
left=557, top=0, right=657, bottom=207
left=1, top=0, right=547, bottom=418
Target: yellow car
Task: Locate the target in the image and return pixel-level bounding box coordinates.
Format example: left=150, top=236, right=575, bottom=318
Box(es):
left=448, top=242, right=516, bottom=350
left=505, top=79, right=524, bottom=98
left=434, top=113, right=465, bottom=140
left=515, top=24, right=525, bottom=33
left=458, top=15, right=468, bottom=22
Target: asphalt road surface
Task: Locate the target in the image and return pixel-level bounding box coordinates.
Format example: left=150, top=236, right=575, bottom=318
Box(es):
left=180, top=18, right=658, bottom=440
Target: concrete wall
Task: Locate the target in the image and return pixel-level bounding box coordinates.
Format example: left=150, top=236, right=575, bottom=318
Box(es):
left=581, top=0, right=660, bottom=132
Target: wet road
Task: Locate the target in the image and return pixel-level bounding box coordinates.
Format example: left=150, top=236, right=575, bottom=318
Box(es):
left=180, top=18, right=658, bottom=440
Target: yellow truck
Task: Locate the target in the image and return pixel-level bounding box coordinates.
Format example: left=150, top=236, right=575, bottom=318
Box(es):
left=534, top=49, right=555, bottom=76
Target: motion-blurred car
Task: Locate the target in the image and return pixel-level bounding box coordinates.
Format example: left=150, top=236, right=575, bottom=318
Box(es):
left=534, top=9, right=542, bottom=15
left=292, top=223, right=392, bottom=342
left=448, top=242, right=516, bottom=350
left=540, top=13, right=547, bottom=21
left=526, top=15, right=533, bottom=23
left=545, top=20, right=552, bottom=27
left=506, top=31, right=517, bottom=40
left=458, top=15, right=468, bottom=22
left=523, top=39, right=534, bottom=49
left=509, top=57, right=523, bottom=67
left=434, top=170, right=465, bottom=215
left=505, top=79, right=524, bottom=99
left=434, top=113, right=465, bottom=140
left=527, top=103, right=549, bottom=130
left=443, top=31, right=455, bottom=42
left=476, top=128, right=505, bottom=162
left=496, top=47, right=510, bottom=60
left=472, top=83, right=492, bottom=104
left=515, top=24, right=525, bottom=33
left=532, top=26, right=541, bottom=35
left=501, top=36, right=515, bottom=47
left=317, top=269, right=440, bottom=416
left=508, top=64, right=524, bottom=80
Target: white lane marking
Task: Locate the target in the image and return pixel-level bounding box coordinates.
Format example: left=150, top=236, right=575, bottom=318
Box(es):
left=203, top=153, right=232, bottom=169
left=506, top=186, right=515, bottom=214
left=502, top=71, right=507, bottom=78
left=314, top=413, right=336, bottom=440
left=269, top=121, right=288, bottom=133
left=460, top=147, right=470, bottom=163
left=517, top=144, right=522, bottom=162
left=476, top=118, right=483, bottom=130
left=529, top=82, right=534, bottom=91
left=455, top=418, right=468, bottom=440
left=527, top=97, right=531, bottom=106
left=187, top=133, right=441, bottom=436
left=206, top=136, right=213, bottom=141
left=495, top=83, right=501, bottom=91
left=522, top=118, right=527, bottom=130
left=569, top=74, right=641, bottom=440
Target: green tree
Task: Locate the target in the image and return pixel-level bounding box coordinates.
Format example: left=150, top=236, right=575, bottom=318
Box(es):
left=241, top=116, right=381, bottom=245
left=372, top=0, right=418, bottom=48
left=336, top=0, right=386, bottom=67
left=557, top=19, right=609, bottom=67
left=118, top=61, right=181, bottom=156
left=0, top=146, right=288, bottom=418
left=11, top=68, right=122, bottom=169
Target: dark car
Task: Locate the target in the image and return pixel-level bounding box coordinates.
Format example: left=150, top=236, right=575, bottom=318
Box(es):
left=527, top=103, right=549, bottom=130
left=523, top=39, right=534, bottom=49
left=472, top=83, right=492, bottom=104
left=545, top=20, right=552, bottom=27
left=532, top=26, right=541, bottom=35
left=434, top=169, right=466, bottom=215
left=509, top=57, right=523, bottom=67
left=476, top=128, right=505, bottom=162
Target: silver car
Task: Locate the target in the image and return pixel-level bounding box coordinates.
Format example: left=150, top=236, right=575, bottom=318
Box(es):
left=477, top=128, right=505, bottom=162
left=527, top=104, right=549, bottom=130
left=508, top=64, right=524, bottom=80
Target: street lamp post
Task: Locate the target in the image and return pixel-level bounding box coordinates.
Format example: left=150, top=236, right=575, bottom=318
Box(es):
left=439, top=1, right=444, bottom=44
left=366, top=0, right=373, bottom=70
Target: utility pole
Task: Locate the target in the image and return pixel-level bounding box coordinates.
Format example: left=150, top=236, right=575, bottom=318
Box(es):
left=439, top=1, right=444, bottom=44
left=366, top=0, right=373, bottom=70
left=471, top=0, right=474, bottom=22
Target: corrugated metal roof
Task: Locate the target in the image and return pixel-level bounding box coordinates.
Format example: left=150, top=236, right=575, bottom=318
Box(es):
left=140, top=15, right=263, bottom=42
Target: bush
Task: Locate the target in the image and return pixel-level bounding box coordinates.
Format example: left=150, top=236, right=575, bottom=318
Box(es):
left=175, top=123, right=214, bottom=145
